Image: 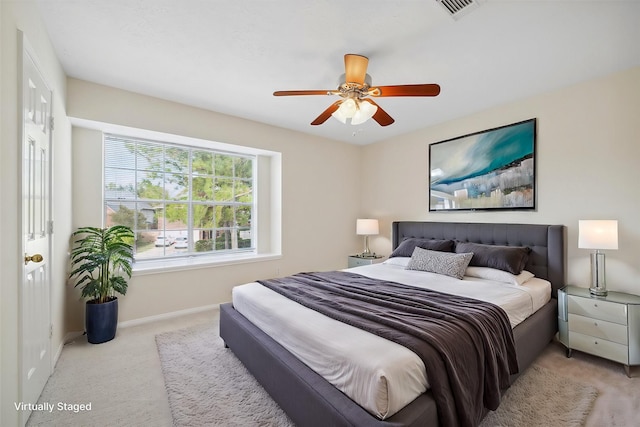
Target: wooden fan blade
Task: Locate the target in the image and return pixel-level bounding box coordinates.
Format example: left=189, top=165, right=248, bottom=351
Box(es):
left=344, top=54, right=369, bottom=85
left=311, top=101, right=342, bottom=126
left=274, top=90, right=335, bottom=96
left=362, top=99, right=395, bottom=126
left=370, top=84, right=441, bottom=97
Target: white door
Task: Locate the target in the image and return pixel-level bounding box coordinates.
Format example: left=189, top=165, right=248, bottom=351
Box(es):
left=20, top=34, right=52, bottom=425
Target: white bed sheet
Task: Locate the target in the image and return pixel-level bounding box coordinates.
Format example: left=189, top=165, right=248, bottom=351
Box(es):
left=231, top=262, right=551, bottom=420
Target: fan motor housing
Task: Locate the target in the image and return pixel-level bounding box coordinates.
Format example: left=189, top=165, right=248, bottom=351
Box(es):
left=337, top=73, right=373, bottom=99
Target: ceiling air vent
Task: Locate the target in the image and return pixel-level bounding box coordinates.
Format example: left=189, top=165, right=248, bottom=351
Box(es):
left=436, top=0, right=481, bottom=20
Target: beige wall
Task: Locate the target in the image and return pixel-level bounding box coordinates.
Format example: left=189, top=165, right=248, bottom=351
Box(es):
left=2, top=3, right=637, bottom=423
left=1, top=1, right=73, bottom=426
left=361, top=66, right=640, bottom=296
left=67, top=79, right=362, bottom=326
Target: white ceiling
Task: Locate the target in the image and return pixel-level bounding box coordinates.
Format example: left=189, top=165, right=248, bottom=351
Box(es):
left=36, top=0, right=640, bottom=145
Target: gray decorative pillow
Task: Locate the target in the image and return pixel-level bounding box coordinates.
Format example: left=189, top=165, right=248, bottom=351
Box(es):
left=455, top=242, right=531, bottom=275
left=390, top=238, right=455, bottom=258
left=406, top=247, right=474, bottom=280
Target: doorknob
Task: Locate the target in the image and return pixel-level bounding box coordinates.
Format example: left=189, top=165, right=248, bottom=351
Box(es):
left=24, top=253, right=44, bottom=265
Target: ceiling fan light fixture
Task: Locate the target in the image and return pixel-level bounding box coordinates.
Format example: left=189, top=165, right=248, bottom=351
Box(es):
left=331, top=104, right=348, bottom=123
left=341, top=98, right=358, bottom=117
left=351, top=100, right=378, bottom=125
left=332, top=98, right=377, bottom=125
left=331, top=109, right=348, bottom=124
left=331, top=98, right=357, bottom=123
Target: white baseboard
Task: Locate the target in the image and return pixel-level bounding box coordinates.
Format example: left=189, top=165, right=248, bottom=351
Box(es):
left=52, top=332, right=84, bottom=373
left=56, top=304, right=219, bottom=352
left=62, top=330, right=85, bottom=344
left=118, top=303, right=220, bottom=329
left=53, top=340, right=64, bottom=367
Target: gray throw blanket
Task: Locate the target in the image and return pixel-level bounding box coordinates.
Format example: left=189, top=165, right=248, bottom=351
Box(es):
left=258, top=271, right=518, bottom=427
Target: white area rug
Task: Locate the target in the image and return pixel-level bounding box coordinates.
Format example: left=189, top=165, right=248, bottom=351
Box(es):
left=156, top=322, right=294, bottom=426
left=156, top=323, right=598, bottom=427
left=480, top=365, right=598, bottom=427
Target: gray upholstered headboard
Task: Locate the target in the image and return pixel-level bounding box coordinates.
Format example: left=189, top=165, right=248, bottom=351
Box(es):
left=392, top=222, right=566, bottom=297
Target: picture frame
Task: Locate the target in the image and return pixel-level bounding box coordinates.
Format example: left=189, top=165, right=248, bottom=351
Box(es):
left=428, top=118, right=536, bottom=212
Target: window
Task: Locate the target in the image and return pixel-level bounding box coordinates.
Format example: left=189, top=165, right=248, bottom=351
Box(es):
left=104, top=134, right=255, bottom=261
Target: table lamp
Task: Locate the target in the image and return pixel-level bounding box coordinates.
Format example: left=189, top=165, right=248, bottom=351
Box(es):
left=578, top=220, right=618, bottom=297
left=356, top=219, right=379, bottom=257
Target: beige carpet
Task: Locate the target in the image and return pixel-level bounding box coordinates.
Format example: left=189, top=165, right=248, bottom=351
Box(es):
left=26, top=310, right=217, bottom=427
left=26, top=308, right=639, bottom=427
left=157, top=322, right=598, bottom=427
left=535, top=342, right=640, bottom=427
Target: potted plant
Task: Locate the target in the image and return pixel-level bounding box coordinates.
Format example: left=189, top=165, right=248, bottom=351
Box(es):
left=69, top=225, right=134, bottom=344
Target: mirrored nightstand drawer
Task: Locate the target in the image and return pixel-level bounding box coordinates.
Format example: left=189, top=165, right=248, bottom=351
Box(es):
left=568, top=295, right=627, bottom=325
left=568, top=313, right=628, bottom=345
left=569, top=331, right=628, bottom=364
left=347, top=255, right=383, bottom=268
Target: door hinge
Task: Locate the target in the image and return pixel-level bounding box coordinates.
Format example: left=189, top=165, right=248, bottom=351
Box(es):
left=49, top=324, right=53, bottom=339
left=49, top=116, right=55, bottom=131
left=48, top=220, right=54, bottom=235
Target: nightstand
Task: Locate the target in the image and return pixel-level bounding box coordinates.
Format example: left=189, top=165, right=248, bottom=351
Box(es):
left=348, top=255, right=384, bottom=268
left=558, top=285, right=640, bottom=377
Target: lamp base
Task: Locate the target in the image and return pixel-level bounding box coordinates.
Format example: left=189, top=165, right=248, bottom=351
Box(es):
left=358, top=253, right=377, bottom=258
left=361, top=235, right=372, bottom=258
left=589, top=251, right=608, bottom=297
left=589, top=286, right=608, bottom=297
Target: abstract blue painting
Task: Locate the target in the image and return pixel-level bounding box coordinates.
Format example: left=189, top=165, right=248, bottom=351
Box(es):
left=429, top=119, right=536, bottom=211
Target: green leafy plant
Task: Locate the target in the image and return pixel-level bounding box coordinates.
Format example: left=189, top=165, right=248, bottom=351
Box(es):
left=195, top=239, right=214, bottom=252
left=69, top=225, right=135, bottom=304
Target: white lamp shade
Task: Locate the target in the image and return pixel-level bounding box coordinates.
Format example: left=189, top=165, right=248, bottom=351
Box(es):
left=356, top=219, right=379, bottom=235
left=331, top=98, right=358, bottom=124
left=578, top=220, right=618, bottom=250
left=332, top=98, right=378, bottom=125
left=331, top=108, right=348, bottom=123
left=351, top=100, right=378, bottom=125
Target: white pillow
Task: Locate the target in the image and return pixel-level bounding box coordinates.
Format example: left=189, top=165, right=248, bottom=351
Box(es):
left=465, top=266, right=535, bottom=286
left=406, top=247, right=473, bottom=280
left=382, top=257, right=411, bottom=267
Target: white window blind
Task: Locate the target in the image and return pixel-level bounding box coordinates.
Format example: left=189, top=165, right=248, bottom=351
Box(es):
left=104, top=134, right=255, bottom=261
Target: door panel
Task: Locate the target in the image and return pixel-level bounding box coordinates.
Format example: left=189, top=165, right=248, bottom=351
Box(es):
left=20, top=35, right=52, bottom=425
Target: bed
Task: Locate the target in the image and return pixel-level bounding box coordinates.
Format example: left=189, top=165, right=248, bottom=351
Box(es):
left=220, top=221, right=565, bottom=426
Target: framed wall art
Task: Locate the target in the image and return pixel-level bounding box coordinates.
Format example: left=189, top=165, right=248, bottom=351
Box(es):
left=429, top=118, right=536, bottom=212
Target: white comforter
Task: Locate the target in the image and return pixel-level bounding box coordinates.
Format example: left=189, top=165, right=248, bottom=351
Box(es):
left=231, top=262, right=550, bottom=419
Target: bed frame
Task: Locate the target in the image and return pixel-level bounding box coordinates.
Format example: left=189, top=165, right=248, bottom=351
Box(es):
left=220, top=221, right=566, bottom=426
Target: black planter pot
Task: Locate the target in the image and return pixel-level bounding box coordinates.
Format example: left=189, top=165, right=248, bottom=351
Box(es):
left=85, top=297, right=118, bottom=344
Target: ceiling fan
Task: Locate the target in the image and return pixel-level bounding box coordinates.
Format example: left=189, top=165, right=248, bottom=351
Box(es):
left=273, top=54, right=440, bottom=127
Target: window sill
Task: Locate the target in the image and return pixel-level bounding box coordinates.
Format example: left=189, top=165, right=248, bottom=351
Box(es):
left=132, top=252, right=282, bottom=276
